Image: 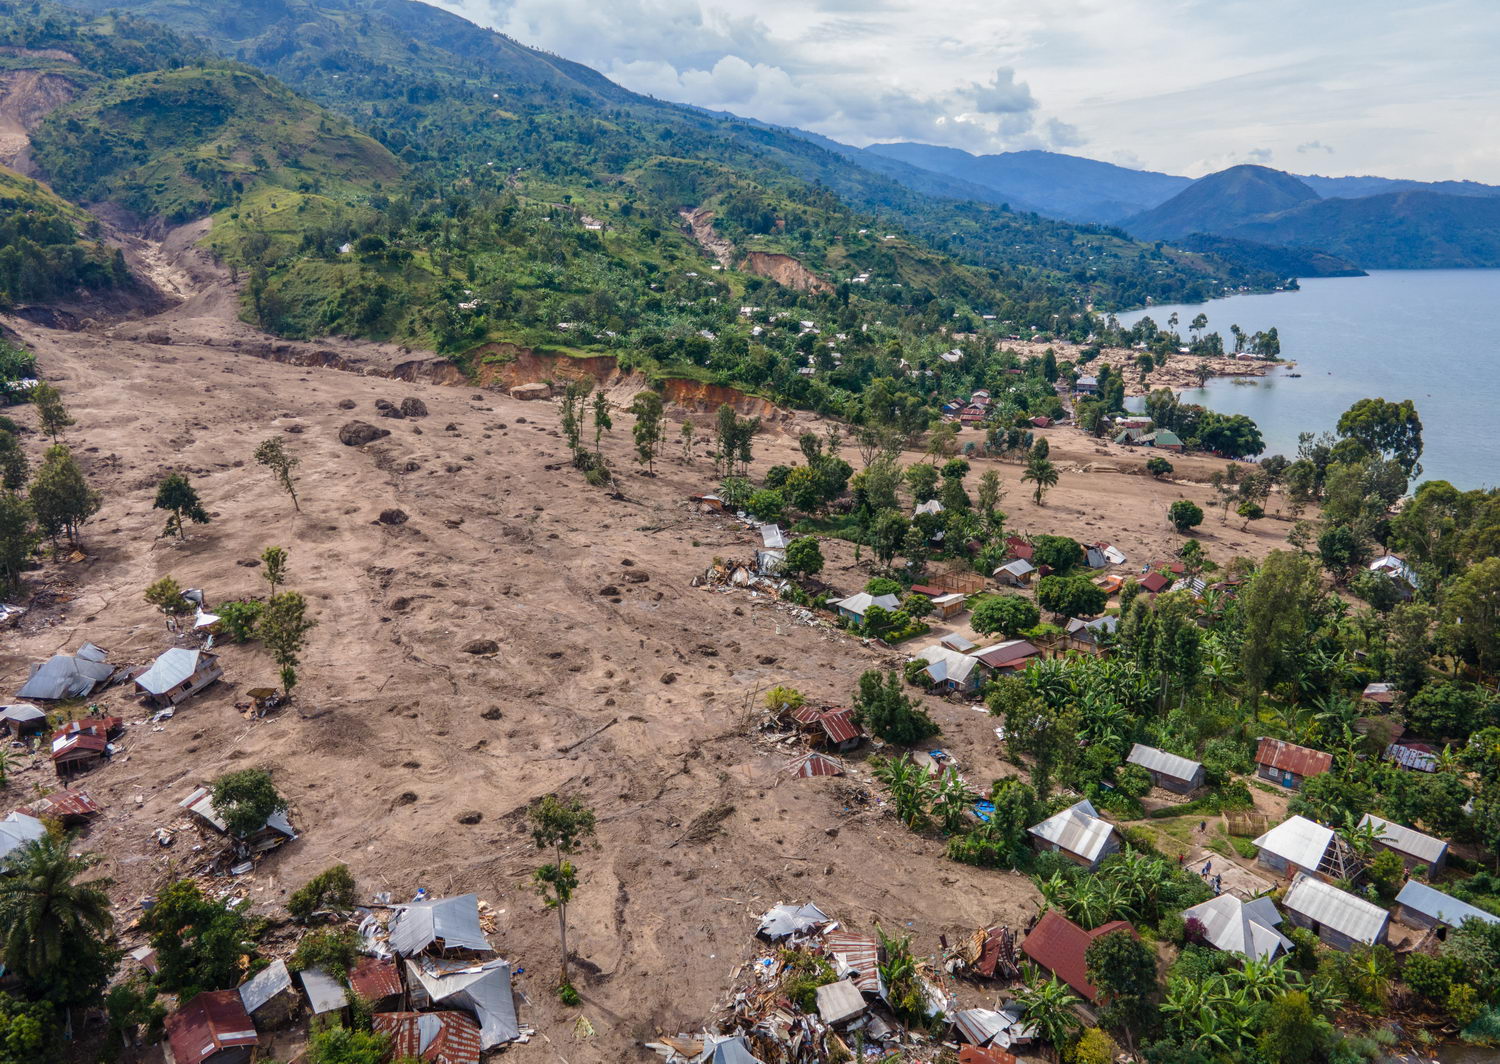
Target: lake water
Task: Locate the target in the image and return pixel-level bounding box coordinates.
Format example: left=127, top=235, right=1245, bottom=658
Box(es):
left=1114, top=270, right=1500, bottom=490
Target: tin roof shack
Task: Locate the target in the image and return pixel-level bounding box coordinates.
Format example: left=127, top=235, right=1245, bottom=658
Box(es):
left=1138, top=572, right=1170, bottom=595
left=51, top=732, right=108, bottom=777
left=1251, top=816, right=1362, bottom=883
left=992, top=559, right=1035, bottom=587
left=16, top=643, right=115, bottom=700
left=180, top=785, right=297, bottom=855
left=790, top=706, right=864, bottom=752
left=164, top=990, right=259, bottom=1064
left=911, top=645, right=983, bottom=693
left=927, top=592, right=968, bottom=620
left=1255, top=737, right=1333, bottom=790
left=1359, top=814, right=1448, bottom=873
left=0, top=702, right=47, bottom=736
left=1362, top=682, right=1399, bottom=707
left=16, top=788, right=101, bottom=826
left=238, top=959, right=298, bottom=1029
left=388, top=894, right=493, bottom=956
left=1181, top=895, right=1291, bottom=960
left=1393, top=881, right=1500, bottom=933
left=299, top=966, right=350, bottom=1020
left=1282, top=873, right=1389, bottom=951
left=135, top=648, right=223, bottom=708
left=1027, top=799, right=1119, bottom=871
left=405, top=957, right=520, bottom=1049
left=822, top=932, right=884, bottom=998
left=373, top=1011, right=483, bottom=1064
left=0, top=812, right=45, bottom=862
left=1062, top=616, right=1117, bottom=655
left=814, top=978, right=867, bottom=1027
left=971, top=639, right=1041, bottom=674
left=349, top=956, right=403, bottom=1010
left=756, top=902, right=830, bottom=941
left=1126, top=743, right=1205, bottom=794
left=783, top=752, right=845, bottom=779
left=830, top=591, right=900, bottom=625
left=1020, top=911, right=1136, bottom=1002
left=1386, top=740, right=1438, bottom=773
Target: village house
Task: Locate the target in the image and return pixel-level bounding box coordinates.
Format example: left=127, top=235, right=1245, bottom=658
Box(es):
left=405, top=956, right=520, bottom=1049
left=300, top=967, right=350, bottom=1020
left=1139, top=429, right=1184, bottom=452
left=992, top=559, right=1035, bottom=587
left=1359, top=813, right=1448, bottom=872
left=0, top=811, right=45, bottom=863
left=16, top=788, right=102, bottom=826
left=1282, top=873, right=1389, bottom=951
left=1361, top=682, right=1398, bottom=708
left=1027, top=799, right=1119, bottom=870
left=1138, top=571, right=1171, bottom=595
left=792, top=705, right=865, bottom=751
left=389, top=894, right=493, bottom=956
left=180, top=784, right=298, bottom=854
left=1020, top=910, right=1135, bottom=1002
left=1368, top=554, right=1419, bottom=599
left=1252, top=815, right=1362, bottom=883
left=1074, top=375, right=1098, bottom=395
left=16, top=643, right=115, bottom=701
left=164, top=990, right=259, bottom=1064
left=373, top=1012, right=483, bottom=1064
left=1255, top=737, right=1334, bottom=790
left=237, top=959, right=298, bottom=1029
left=1181, top=894, right=1291, bottom=961
left=1386, top=739, right=1439, bottom=773
left=971, top=639, right=1042, bottom=674
left=1062, top=615, right=1118, bottom=655
left=830, top=591, right=900, bottom=626
left=135, top=648, right=224, bottom=708
left=1393, top=880, right=1500, bottom=934
left=51, top=732, right=109, bottom=777
left=912, top=645, right=983, bottom=694
left=1125, top=743, right=1205, bottom=793
left=0, top=702, right=47, bottom=737
left=350, top=957, right=404, bottom=1011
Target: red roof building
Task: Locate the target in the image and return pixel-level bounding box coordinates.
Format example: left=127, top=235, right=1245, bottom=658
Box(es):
left=971, top=640, right=1041, bottom=671
left=1003, top=537, right=1034, bottom=562
left=1255, top=738, right=1334, bottom=790
left=1139, top=572, right=1170, bottom=594
left=960, top=1047, right=1019, bottom=1064
left=1020, top=911, right=1136, bottom=1002
left=164, top=990, right=258, bottom=1064
left=17, top=788, right=101, bottom=824
left=373, top=1011, right=483, bottom=1064
left=51, top=732, right=108, bottom=775
left=51, top=715, right=122, bottom=742
left=349, top=956, right=403, bottom=1006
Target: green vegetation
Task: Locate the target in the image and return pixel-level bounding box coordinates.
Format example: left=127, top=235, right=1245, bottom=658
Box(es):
left=287, top=864, right=358, bottom=923
left=209, top=767, right=287, bottom=840
left=0, top=164, right=127, bottom=304
left=528, top=794, right=596, bottom=989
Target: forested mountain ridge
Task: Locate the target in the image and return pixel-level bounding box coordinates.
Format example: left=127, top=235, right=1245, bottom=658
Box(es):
left=1122, top=165, right=1323, bottom=242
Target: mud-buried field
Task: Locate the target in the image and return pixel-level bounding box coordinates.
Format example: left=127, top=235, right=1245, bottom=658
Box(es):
left=0, top=279, right=1290, bottom=1061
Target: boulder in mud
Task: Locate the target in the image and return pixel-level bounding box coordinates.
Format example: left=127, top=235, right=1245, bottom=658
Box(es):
left=377, top=508, right=409, bottom=526
left=339, top=421, right=389, bottom=446
left=462, top=638, right=500, bottom=655
left=399, top=397, right=429, bottom=417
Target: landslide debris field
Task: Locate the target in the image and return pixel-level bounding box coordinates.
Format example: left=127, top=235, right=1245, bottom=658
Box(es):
left=0, top=265, right=1287, bottom=1063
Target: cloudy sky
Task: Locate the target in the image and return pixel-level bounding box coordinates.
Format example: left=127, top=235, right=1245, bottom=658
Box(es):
left=434, top=0, right=1500, bottom=182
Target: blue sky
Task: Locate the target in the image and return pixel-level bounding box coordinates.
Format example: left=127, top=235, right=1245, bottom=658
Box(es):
left=436, top=0, right=1500, bottom=182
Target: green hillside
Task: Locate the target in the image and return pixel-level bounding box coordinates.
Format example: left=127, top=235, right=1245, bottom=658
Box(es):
left=1123, top=165, right=1322, bottom=241
left=0, top=163, right=127, bottom=304
left=30, top=63, right=402, bottom=223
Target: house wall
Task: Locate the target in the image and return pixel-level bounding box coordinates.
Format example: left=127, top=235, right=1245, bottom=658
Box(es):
left=1256, top=850, right=1291, bottom=877
left=1285, top=909, right=1386, bottom=951
left=1394, top=904, right=1439, bottom=932
left=1150, top=769, right=1202, bottom=794
left=1257, top=763, right=1303, bottom=789
left=1032, top=838, right=1094, bottom=870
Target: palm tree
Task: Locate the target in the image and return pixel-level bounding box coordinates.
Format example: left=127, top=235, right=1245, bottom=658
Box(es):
left=1016, top=973, right=1083, bottom=1056
left=1022, top=456, right=1060, bottom=505
left=0, top=834, right=114, bottom=989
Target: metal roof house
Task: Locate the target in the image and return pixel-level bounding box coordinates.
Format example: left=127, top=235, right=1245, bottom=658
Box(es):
left=1368, top=554, right=1419, bottom=597
left=971, top=639, right=1041, bottom=673
left=830, top=591, right=900, bottom=625
left=0, top=702, right=47, bottom=735
left=373, top=1011, right=483, bottom=1064
left=1394, top=880, right=1500, bottom=933
left=16, top=643, right=114, bottom=700
left=992, top=559, right=1035, bottom=586
left=135, top=648, right=223, bottom=707
left=1027, top=799, right=1119, bottom=870
left=1255, top=737, right=1334, bottom=790
left=406, top=956, right=520, bottom=1048
left=1252, top=816, right=1361, bottom=883
left=0, top=811, right=45, bottom=863
left=1020, top=910, right=1134, bottom=1001
left=164, top=990, right=258, bottom=1064
left=51, top=732, right=109, bottom=776
left=389, top=894, right=492, bottom=956
left=300, top=966, right=349, bottom=1017
left=912, top=645, right=983, bottom=693
left=238, top=958, right=298, bottom=1028
left=1126, top=743, right=1205, bottom=793
left=180, top=785, right=297, bottom=854
left=1062, top=615, right=1117, bottom=654
left=1282, top=873, right=1389, bottom=951
left=1182, top=894, right=1291, bottom=960
left=1359, top=814, right=1448, bottom=872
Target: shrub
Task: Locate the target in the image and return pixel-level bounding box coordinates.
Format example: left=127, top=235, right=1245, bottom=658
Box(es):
left=291, top=928, right=359, bottom=979
left=1115, top=763, right=1153, bottom=798
left=865, top=576, right=902, bottom=596
left=1169, top=499, right=1204, bottom=533
left=1071, top=1028, right=1122, bottom=1064
left=287, top=865, right=357, bottom=923
left=215, top=599, right=263, bottom=643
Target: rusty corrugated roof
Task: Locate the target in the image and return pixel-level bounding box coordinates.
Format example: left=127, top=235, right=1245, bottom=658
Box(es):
left=350, top=956, right=403, bottom=1003
left=17, top=788, right=101, bottom=821
left=1020, top=912, right=1135, bottom=1002
left=373, top=1011, right=482, bottom=1064
left=166, top=990, right=258, bottom=1064
left=819, top=709, right=862, bottom=745
left=1255, top=738, right=1333, bottom=779
left=784, top=752, right=845, bottom=778
left=823, top=932, right=882, bottom=996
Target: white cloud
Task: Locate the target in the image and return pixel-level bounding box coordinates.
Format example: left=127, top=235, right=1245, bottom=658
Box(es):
left=434, top=0, right=1500, bottom=181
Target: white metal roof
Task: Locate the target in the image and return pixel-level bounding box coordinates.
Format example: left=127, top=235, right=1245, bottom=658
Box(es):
left=1395, top=880, right=1500, bottom=928
left=239, top=959, right=293, bottom=1014
left=915, top=499, right=945, bottom=515
left=831, top=592, right=900, bottom=616
left=1126, top=743, right=1202, bottom=783
left=759, top=525, right=788, bottom=549
left=406, top=956, right=519, bottom=1047
left=1028, top=799, right=1115, bottom=863
left=913, top=645, right=980, bottom=687
left=299, top=967, right=349, bottom=1014
left=0, top=812, right=45, bottom=862
left=1252, top=816, right=1334, bottom=871
left=757, top=902, right=829, bottom=939
left=1360, top=814, right=1447, bottom=865
left=1182, top=894, right=1290, bottom=960
left=1283, top=873, right=1389, bottom=944
left=994, top=559, right=1036, bottom=577
left=389, top=894, right=491, bottom=956
left=0, top=703, right=46, bottom=724
left=135, top=648, right=210, bottom=696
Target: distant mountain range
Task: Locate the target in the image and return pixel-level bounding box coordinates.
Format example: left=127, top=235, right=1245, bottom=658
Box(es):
left=835, top=144, right=1500, bottom=270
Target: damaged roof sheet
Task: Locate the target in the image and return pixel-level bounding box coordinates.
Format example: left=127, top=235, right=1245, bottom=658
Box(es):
left=405, top=956, right=520, bottom=1048
left=389, top=894, right=492, bottom=956
left=238, top=959, right=293, bottom=1015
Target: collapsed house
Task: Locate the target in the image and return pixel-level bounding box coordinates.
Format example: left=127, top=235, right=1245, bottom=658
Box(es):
left=406, top=957, right=520, bottom=1049
left=373, top=1011, right=484, bottom=1064
left=0, top=702, right=47, bottom=736
left=16, top=643, right=115, bottom=700
left=180, top=785, right=298, bottom=854
left=164, top=990, right=259, bottom=1064
left=16, top=787, right=102, bottom=826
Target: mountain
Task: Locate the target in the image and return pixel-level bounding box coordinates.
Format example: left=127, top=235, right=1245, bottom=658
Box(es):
left=863, top=143, right=1190, bottom=223
left=1170, top=233, right=1364, bottom=279
left=0, top=161, right=130, bottom=304
left=1122, top=165, right=1321, bottom=241
left=1224, top=190, right=1500, bottom=269
left=1300, top=174, right=1500, bottom=201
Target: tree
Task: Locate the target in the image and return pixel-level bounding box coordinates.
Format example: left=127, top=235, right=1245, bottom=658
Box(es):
left=1316, top=523, right=1363, bottom=580
left=746, top=489, right=784, bottom=524
left=1336, top=397, right=1423, bottom=478
left=905, top=462, right=939, bottom=503
left=559, top=379, right=590, bottom=459
left=972, top=594, right=1039, bottom=637
left=783, top=536, right=824, bottom=579
left=590, top=391, right=612, bottom=460
left=1257, top=990, right=1331, bottom=1064
left=529, top=795, right=596, bottom=990
left=1023, top=453, right=1060, bottom=505
left=287, top=864, right=358, bottom=923
left=783, top=465, right=824, bottom=514
left=28, top=445, right=100, bottom=545
left=1441, top=556, right=1500, bottom=680
left=305, top=1025, right=392, bottom=1064
left=868, top=509, right=909, bottom=568
left=1085, top=929, right=1157, bottom=1035
left=0, top=835, right=116, bottom=1007
left=144, top=576, right=192, bottom=624
left=1239, top=552, right=1325, bottom=703
left=1237, top=500, right=1264, bottom=530
left=1168, top=499, right=1203, bottom=534
left=142, top=880, right=256, bottom=998
left=260, top=590, right=316, bottom=696
left=628, top=390, right=664, bottom=473
left=977, top=469, right=1004, bottom=519
left=153, top=472, right=208, bottom=539
left=679, top=419, right=695, bottom=462
left=253, top=437, right=300, bottom=511
left=0, top=491, right=35, bottom=595
left=1146, top=456, right=1173, bottom=479
left=210, top=768, right=287, bottom=841
left=1032, top=535, right=1081, bottom=573
left=30, top=383, right=73, bottom=443
left=852, top=669, right=938, bottom=746
left=1016, top=974, right=1083, bottom=1052
left=0, top=429, right=25, bottom=490
left=1037, top=575, right=1106, bottom=619
left=260, top=545, right=289, bottom=595
left=0, top=994, right=60, bottom=1064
